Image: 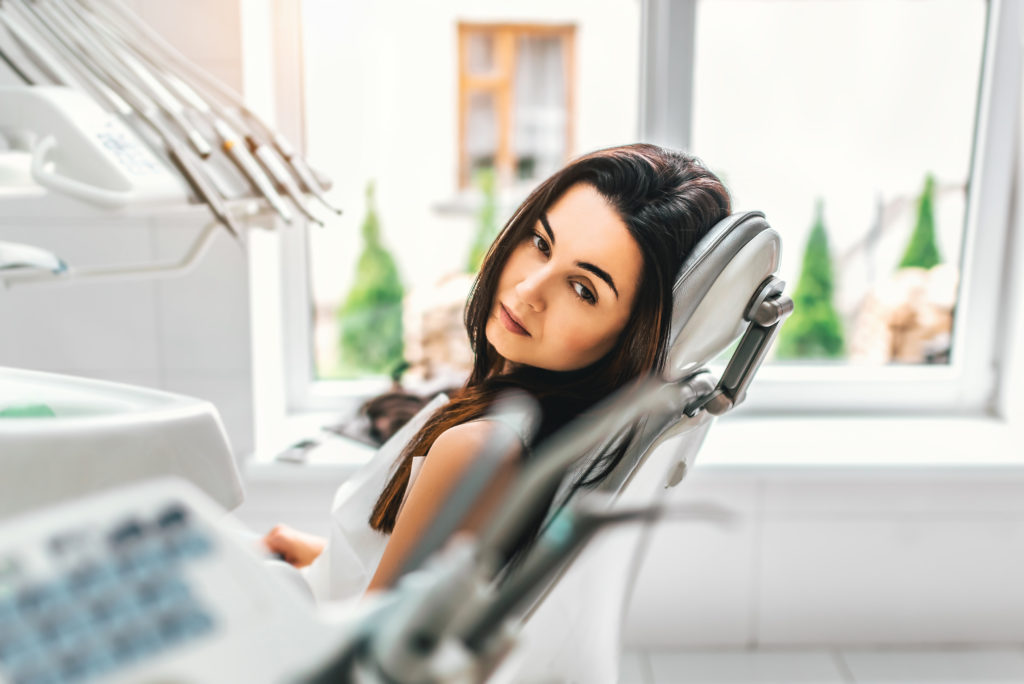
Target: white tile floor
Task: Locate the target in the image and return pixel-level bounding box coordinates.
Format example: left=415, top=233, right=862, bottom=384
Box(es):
left=620, top=647, right=1024, bottom=683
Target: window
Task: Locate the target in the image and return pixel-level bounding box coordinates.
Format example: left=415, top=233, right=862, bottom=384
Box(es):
left=270, top=0, right=1018, bottom=418
left=641, top=0, right=1013, bottom=415
left=458, top=24, right=575, bottom=188
left=691, top=0, right=985, bottom=370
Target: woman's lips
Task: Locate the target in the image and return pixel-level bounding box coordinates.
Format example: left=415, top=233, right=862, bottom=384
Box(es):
left=499, top=303, right=531, bottom=336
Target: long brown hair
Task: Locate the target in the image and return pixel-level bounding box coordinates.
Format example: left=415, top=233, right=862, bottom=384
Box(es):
left=370, top=144, right=730, bottom=533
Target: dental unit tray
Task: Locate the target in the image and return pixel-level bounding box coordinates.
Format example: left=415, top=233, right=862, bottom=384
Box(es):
left=0, top=87, right=191, bottom=210
left=0, top=367, right=244, bottom=521
left=0, top=0, right=340, bottom=266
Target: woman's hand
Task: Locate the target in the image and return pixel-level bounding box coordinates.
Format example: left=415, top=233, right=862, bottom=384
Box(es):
left=262, top=524, right=326, bottom=568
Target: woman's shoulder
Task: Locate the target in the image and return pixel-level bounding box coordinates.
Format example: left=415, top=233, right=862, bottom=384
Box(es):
left=430, top=419, right=526, bottom=462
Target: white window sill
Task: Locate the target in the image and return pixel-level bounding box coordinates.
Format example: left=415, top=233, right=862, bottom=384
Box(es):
left=698, top=414, right=1024, bottom=470
left=243, top=411, right=1024, bottom=485
left=244, top=410, right=375, bottom=482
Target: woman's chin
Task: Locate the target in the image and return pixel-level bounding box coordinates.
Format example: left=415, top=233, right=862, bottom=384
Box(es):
left=486, top=322, right=527, bottom=367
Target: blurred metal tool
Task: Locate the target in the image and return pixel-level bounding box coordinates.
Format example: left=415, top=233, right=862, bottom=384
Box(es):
left=36, top=0, right=296, bottom=226
left=77, top=15, right=326, bottom=226
left=39, top=0, right=212, bottom=160
left=0, top=3, right=83, bottom=88
left=85, top=0, right=343, bottom=216
left=57, top=0, right=300, bottom=224
left=0, top=21, right=36, bottom=84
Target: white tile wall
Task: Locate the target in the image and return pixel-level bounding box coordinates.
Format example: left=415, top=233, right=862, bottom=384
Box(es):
left=151, top=220, right=252, bottom=376
left=624, top=472, right=759, bottom=648
left=624, top=466, right=1024, bottom=649
left=840, top=648, right=1024, bottom=683
left=646, top=649, right=847, bottom=683
left=759, top=518, right=1024, bottom=645
left=620, top=651, right=652, bottom=684
left=0, top=221, right=161, bottom=373
left=627, top=648, right=1024, bottom=683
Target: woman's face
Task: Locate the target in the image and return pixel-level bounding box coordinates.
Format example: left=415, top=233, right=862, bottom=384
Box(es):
left=486, top=183, right=644, bottom=372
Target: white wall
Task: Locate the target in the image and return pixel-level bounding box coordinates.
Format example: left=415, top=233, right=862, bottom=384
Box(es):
left=624, top=463, right=1024, bottom=647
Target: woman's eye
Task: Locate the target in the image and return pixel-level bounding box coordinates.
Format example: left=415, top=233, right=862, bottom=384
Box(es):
left=532, top=233, right=550, bottom=255
left=573, top=281, right=596, bottom=304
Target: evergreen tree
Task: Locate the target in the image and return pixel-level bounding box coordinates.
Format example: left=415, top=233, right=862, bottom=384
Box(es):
left=467, top=167, right=499, bottom=273
left=337, top=182, right=405, bottom=375
left=776, top=200, right=845, bottom=359
left=898, top=174, right=941, bottom=270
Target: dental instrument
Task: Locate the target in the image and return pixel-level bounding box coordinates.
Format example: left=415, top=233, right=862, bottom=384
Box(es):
left=62, top=0, right=324, bottom=225
left=85, top=0, right=344, bottom=216
left=39, top=0, right=297, bottom=225
left=32, top=0, right=212, bottom=161
left=20, top=0, right=288, bottom=225
left=1, top=0, right=336, bottom=236
left=0, top=29, right=33, bottom=85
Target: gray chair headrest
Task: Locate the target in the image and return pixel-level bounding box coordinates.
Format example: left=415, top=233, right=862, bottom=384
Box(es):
left=665, top=211, right=781, bottom=381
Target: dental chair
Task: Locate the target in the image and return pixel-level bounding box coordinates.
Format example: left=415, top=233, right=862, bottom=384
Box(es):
left=311, top=210, right=790, bottom=682
left=482, top=209, right=790, bottom=683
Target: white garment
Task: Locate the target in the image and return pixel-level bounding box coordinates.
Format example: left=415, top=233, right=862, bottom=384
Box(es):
left=302, top=395, right=448, bottom=602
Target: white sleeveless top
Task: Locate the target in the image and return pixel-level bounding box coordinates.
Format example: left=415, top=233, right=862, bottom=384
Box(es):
left=301, top=397, right=533, bottom=603
left=301, top=395, right=448, bottom=603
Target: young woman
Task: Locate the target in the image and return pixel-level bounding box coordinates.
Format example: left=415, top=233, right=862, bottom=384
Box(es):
left=264, top=143, right=731, bottom=592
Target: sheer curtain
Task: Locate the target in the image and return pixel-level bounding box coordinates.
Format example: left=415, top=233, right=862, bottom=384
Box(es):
left=514, top=35, right=566, bottom=181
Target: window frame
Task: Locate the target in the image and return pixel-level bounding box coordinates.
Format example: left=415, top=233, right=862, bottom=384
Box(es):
left=457, top=22, right=577, bottom=189
left=269, top=0, right=1020, bottom=420
left=641, top=0, right=1018, bottom=418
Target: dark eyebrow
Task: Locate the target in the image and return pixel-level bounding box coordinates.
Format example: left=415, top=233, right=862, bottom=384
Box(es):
left=539, top=213, right=555, bottom=245
left=539, top=213, right=620, bottom=299
left=577, top=261, right=619, bottom=299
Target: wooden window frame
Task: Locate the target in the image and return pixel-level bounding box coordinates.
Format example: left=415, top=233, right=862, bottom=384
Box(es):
left=457, top=23, right=576, bottom=188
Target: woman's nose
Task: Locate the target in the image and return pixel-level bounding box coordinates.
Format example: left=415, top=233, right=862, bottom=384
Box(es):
left=515, top=265, right=549, bottom=312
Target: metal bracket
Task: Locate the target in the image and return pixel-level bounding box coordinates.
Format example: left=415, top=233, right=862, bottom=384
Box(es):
left=684, top=276, right=794, bottom=417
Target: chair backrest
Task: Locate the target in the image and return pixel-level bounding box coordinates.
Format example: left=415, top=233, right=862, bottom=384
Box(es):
left=490, top=211, right=785, bottom=683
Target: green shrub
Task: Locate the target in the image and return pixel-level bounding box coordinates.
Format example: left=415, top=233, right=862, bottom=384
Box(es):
left=467, top=167, right=499, bottom=273
left=776, top=200, right=845, bottom=359
left=337, top=182, right=405, bottom=375
left=898, top=174, right=941, bottom=270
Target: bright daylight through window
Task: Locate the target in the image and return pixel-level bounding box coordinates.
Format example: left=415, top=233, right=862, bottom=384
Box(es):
left=691, top=1, right=986, bottom=371
left=290, top=0, right=989, bottom=413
